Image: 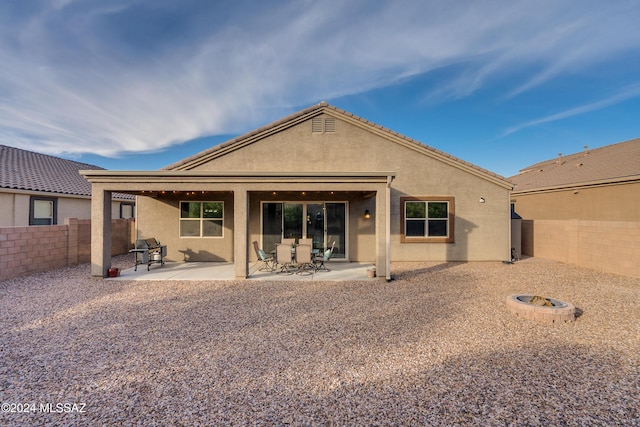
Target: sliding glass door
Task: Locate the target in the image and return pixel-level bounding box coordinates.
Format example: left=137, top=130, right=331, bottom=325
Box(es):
left=261, top=201, right=347, bottom=259
left=306, top=203, right=324, bottom=251
left=262, top=203, right=282, bottom=256
left=324, top=203, right=346, bottom=260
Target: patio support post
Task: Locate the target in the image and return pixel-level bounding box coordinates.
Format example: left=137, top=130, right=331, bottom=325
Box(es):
left=233, top=189, right=249, bottom=279
left=386, top=175, right=392, bottom=281
left=91, top=187, right=112, bottom=277
left=375, top=182, right=388, bottom=279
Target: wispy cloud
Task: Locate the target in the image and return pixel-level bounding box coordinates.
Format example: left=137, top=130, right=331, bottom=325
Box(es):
left=502, top=83, right=640, bottom=136
left=0, top=0, right=639, bottom=158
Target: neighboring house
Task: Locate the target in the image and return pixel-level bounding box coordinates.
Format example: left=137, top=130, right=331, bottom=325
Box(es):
left=509, top=138, right=640, bottom=221
left=509, top=138, right=640, bottom=278
left=82, top=102, right=513, bottom=279
left=0, top=145, right=135, bottom=227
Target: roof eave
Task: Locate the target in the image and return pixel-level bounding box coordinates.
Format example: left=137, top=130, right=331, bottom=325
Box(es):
left=512, top=174, right=640, bottom=195
left=80, top=170, right=397, bottom=185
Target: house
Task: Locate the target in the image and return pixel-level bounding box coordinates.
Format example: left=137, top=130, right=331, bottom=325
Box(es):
left=509, top=138, right=640, bottom=277
left=82, top=102, right=513, bottom=279
left=509, top=138, right=640, bottom=221
left=0, top=144, right=135, bottom=227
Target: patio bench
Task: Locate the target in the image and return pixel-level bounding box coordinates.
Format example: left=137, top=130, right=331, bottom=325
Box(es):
left=130, top=238, right=167, bottom=271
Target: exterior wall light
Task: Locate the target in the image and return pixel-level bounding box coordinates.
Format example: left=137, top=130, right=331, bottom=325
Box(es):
left=364, top=209, right=371, bottom=219
left=479, top=197, right=486, bottom=203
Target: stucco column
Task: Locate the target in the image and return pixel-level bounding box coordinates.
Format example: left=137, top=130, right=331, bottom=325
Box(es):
left=91, top=188, right=112, bottom=277
left=375, top=181, right=389, bottom=279
left=233, top=189, right=249, bottom=279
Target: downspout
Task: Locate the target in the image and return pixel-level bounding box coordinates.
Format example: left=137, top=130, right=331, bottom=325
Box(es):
left=386, top=175, right=393, bottom=281
left=508, top=196, right=512, bottom=262
left=135, top=194, right=139, bottom=246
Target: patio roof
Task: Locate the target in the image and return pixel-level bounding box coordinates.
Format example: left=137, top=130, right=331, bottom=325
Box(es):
left=80, top=170, right=395, bottom=186
left=79, top=171, right=396, bottom=197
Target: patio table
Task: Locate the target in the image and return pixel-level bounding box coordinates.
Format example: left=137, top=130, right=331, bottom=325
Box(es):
left=271, top=246, right=319, bottom=263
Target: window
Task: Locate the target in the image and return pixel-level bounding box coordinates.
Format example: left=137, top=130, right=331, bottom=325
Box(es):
left=120, top=203, right=135, bottom=219
left=401, top=196, right=454, bottom=243
left=180, top=201, right=223, bottom=237
left=30, top=197, right=57, bottom=226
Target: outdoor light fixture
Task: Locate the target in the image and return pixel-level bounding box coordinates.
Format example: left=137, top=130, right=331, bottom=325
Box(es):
left=364, top=209, right=371, bottom=219
left=479, top=197, right=486, bottom=203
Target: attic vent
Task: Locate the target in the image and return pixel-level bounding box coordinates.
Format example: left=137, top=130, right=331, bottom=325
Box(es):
left=312, top=117, right=323, bottom=133
left=324, top=118, right=335, bottom=132
left=311, top=117, right=336, bottom=133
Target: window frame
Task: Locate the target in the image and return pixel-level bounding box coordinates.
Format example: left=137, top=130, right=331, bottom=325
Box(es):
left=179, top=201, right=224, bottom=238
left=400, top=196, right=454, bottom=243
left=29, top=196, right=57, bottom=226
left=120, top=202, right=135, bottom=219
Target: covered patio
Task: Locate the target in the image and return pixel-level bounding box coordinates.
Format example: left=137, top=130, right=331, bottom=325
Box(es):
left=81, top=171, right=395, bottom=281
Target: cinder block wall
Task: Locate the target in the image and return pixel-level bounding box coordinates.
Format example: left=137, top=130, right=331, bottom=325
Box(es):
left=0, top=225, right=68, bottom=281
left=521, top=219, right=639, bottom=278
left=0, top=218, right=134, bottom=282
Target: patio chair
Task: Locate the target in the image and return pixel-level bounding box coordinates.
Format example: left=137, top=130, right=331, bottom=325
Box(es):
left=276, top=243, right=295, bottom=275
left=295, top=244, right=314, bottom=275
left=281, top=238, right=295, bottom=246
left=314, top=241, right=335, bottom=272
left=253, top=241, right=275, bottom=272
left=298, top=238, right=313, bottom=246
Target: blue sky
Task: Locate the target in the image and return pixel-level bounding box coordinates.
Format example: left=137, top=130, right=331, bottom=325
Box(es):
left=1, top=1, right=639, bottom=178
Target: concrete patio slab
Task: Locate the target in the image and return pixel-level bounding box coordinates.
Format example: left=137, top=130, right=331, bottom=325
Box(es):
left=108, top=261, right=378, bottom=281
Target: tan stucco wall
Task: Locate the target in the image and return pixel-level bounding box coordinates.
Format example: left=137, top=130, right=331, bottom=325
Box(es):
left=136, top=192, right=235, bottom=262
left=59, top=197, right=91, bottom=222
left=511, top=181, right=640, bottom=221
left=0, top=190, right=131, bottom=227
left=135, top=113, right=510, bottom=263
left=0, top=192, right=30, bottom=226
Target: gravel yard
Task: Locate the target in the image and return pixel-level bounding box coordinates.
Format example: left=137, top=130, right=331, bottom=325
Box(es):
left=1, top=255, right=639, bottom=426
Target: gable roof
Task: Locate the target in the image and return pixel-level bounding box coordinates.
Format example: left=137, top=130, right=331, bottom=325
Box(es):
left=509, top=138, right=640, bottom=193
left=164, top=102, right=512, bottom=189
left=0, top=144, right=133, bottom=199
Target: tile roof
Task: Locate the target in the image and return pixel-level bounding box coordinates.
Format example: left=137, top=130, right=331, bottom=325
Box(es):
left=163, top=102, right=510, bottom=187
left=0, top=144, right=133, bottom=199
left=509, top=138, right=640, bottom=192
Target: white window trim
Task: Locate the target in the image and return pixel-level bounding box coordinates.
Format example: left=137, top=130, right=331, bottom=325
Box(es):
left=179, top=201, right=224, bottom=238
